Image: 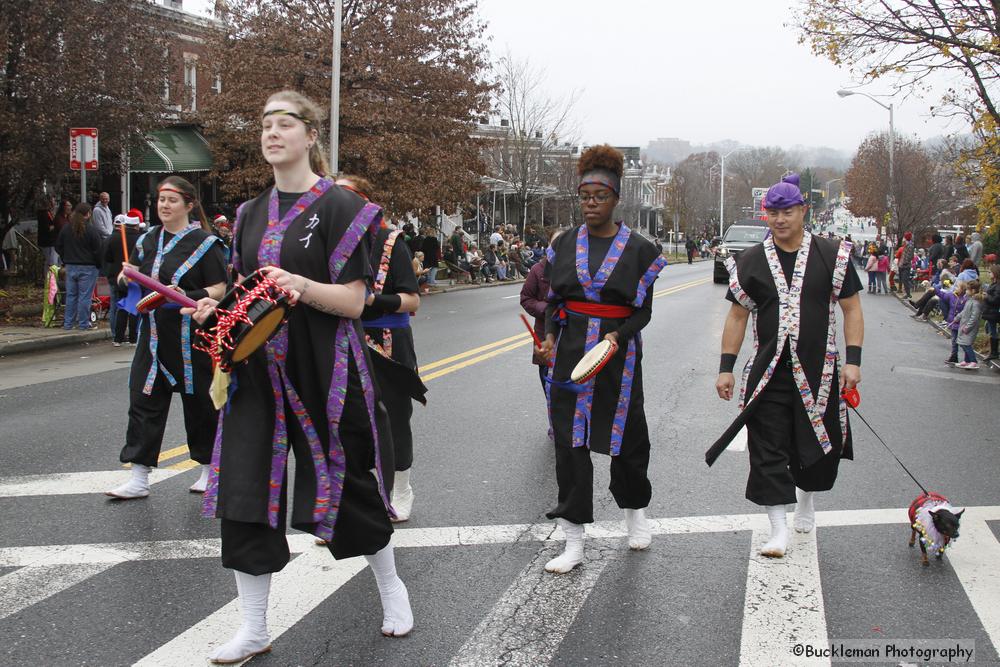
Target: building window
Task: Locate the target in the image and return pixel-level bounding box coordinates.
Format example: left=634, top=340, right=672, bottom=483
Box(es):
left=163, top=49, right=170, bottom=102
left=184, top=58, right=197, bottom=111
left=213, top=73, right=222, bottom=94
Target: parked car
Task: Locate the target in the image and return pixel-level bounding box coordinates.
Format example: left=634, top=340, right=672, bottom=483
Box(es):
left=713, top=219, right=769, bottom=284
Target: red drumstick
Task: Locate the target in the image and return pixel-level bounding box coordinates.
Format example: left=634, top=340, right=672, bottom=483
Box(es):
left=123, top=266, right=199, bottom=309
left=520, top=313, right=543, bottom=348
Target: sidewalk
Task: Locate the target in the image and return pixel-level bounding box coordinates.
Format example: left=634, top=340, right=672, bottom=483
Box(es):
left=0, top=325, right=112, bottom=357
left=890, top=287, right=999, bottom=371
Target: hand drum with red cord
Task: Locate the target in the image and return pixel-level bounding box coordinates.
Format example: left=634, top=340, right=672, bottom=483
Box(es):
left=198, top=269, right=292, bottom=372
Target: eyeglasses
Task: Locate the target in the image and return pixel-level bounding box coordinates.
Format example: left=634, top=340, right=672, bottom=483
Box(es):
left=578, top=192, right=614, bottom=204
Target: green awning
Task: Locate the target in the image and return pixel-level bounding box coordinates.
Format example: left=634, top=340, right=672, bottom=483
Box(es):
left=131, top=126, right=213, bottom=173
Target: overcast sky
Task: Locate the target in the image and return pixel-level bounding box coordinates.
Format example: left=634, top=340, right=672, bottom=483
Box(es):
left=183, top=0, right=964, bottom=153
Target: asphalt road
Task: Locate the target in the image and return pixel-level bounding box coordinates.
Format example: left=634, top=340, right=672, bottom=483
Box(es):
left=2, top=259, right=999, bottom=667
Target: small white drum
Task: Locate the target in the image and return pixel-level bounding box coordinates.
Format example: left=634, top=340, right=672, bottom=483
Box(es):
left=571, top=339, right=618, bottom=383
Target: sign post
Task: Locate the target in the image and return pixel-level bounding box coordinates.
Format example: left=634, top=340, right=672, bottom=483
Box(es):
left=70, top=128, right=99, bottom=203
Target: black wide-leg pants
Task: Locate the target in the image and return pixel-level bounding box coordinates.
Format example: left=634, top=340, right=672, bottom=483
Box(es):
left=745, top=366, right=841, bottom=506
left=219, top=422, right=393, bottom=576
left=120, top=373, right=217, bottom=467
left=545, top=432, right=652, bottom=525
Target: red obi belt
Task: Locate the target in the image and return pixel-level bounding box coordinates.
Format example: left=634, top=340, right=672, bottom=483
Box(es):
left=561, top=300, right=634, bottom=319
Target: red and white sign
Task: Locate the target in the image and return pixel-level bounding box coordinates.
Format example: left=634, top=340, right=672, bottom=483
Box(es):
left=69, top=128, right=99, bottom=171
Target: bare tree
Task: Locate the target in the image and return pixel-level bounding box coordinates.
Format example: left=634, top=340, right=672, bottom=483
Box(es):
left=488, top=52, right=580, bottom=235
left=725, top=147, right=789, bottom=221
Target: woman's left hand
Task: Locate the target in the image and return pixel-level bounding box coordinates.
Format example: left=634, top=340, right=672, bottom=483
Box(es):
left=261, top=265, right=304, bottom=305
left=604, top=332, right=619, bottom=345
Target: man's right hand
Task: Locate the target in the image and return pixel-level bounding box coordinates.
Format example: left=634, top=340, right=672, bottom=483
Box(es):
left=181, top=297, right=219, bottom=325
left=716, top=372, right=735, bottom=401
left=538, top=336, right=555, bottom=363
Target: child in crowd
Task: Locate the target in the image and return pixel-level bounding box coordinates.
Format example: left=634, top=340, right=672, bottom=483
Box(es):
left=984, top=265, right=1000, bottom=362
left=876, top=253, right=890, bottom=294
left=865, top=251, right=878, bottom=293
left=956, top=279, right=985, bottom=370
left=945, top=281, right=969, bottom=366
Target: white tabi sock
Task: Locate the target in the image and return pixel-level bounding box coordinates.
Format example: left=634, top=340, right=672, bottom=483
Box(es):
left=365, top=543, right=414, bottom=637
left=189, top=464, right=210, bottom=494
left=105, top=463, right=151, bottom=499
left=209, top=571, right=272, bottom=664
left=544, top=518, right=585, bottom=573
left=760, top=505, right=789, bottom=558
left=624, top=508, right=652, bottom=550
left=794, top=488, right=816, bottom=533
left=390, top=468, right=414, bottom=523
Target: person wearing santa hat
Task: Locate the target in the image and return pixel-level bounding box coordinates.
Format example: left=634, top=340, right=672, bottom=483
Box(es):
left=707, top=173, right=865, bottom=558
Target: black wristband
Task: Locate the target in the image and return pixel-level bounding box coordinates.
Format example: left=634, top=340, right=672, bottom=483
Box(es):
left=845, top=345, right=862, bottom=366
left=372, top=293, right=402, bottom=312
left=185, top=288, right=208, bottom=301
left=720, top=353, right=737, bottom=374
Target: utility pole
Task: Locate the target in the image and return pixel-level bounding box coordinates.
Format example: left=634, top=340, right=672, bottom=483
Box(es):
left=329, top=0, right=343, bottom=175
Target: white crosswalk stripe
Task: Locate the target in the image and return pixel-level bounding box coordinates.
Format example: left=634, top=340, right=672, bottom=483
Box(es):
left=2, top=507, right=998, bottom=666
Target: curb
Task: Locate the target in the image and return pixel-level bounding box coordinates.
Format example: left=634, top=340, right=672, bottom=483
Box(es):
left=892, top=290, right=999, bottom=372
left=424, top=278, right=526, bottom=295
left=0, top=328, right=112, bottom=357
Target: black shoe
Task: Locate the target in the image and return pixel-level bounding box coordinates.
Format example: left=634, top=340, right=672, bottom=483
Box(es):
left=945, top=359, right=958, bottom=366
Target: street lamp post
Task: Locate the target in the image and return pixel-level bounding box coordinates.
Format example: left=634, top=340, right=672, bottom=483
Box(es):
left=329, top=0, right=343, bottom=174
left=825, top=178, right=843, bottom=208
left=837, top=90, right=894, bottom=235
left=719, top=146, right=751, bottom=237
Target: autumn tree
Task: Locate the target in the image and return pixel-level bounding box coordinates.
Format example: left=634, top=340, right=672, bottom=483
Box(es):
left=796, top=0, right=1000, bottom=233
left=844, top=132, right=946, bottom=238
left=201, top=0, right=493, bottom=217
left=724, top=147, right=789, bottom=222
left=669, top=152, right=720, bottom=236
left=0, top=0, right=168, bottom=218
left=487, top=53, right=580, bottom=235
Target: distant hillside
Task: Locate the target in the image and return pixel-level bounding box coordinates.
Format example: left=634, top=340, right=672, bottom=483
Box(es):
left=645, top=137, right=851, bottom=170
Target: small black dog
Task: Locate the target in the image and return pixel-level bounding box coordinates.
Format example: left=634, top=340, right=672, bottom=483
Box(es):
left=908, top=492, right=963, bottom=566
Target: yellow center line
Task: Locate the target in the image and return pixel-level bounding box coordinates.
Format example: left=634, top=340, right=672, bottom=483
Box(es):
left=167, top=458, right=200, bottom=471
left=421, top=275, right=710, bottom=382
left=419, top=332, right=531, bottom=371
left=122, top=444, right=192, bottom=469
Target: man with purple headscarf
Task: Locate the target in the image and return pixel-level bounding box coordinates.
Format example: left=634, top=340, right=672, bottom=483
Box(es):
left=706, top=174, right=865, bottom=558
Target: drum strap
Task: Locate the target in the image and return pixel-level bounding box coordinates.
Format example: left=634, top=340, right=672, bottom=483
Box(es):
left=173, top=236, right=220, bottom=394
left=373, top=229, right=404, bottom=295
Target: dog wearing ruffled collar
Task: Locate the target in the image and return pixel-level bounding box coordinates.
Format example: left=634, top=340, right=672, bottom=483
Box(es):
left=908, top=492, right=963, bottom=566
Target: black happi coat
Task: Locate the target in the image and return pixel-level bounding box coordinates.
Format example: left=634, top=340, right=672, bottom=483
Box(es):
left=362, top=227, right=420, bottom=372
left=129, top=225, right=227, bottom=395
left=545, top=223, right=666, bottom=456
left=362, top=227, right=422, bottom=472
left=707, top=233, right=856, bottom=468
left=206, top=184, right=390, bottom=539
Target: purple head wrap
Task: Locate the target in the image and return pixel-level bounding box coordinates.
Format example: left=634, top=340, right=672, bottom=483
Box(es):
left=764, top=173, right=805, bottom=210
left=579, top=169, right=621, bottom=197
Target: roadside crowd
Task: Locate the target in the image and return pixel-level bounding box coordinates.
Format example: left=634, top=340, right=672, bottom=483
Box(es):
left=856, top=231, right=999, bottom=370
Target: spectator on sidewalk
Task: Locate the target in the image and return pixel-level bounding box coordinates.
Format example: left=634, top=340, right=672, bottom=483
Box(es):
left=103, top=214, right=142, bottom=345
left=954, top=234, right=969, bottom=263
left=92, top=192, right=113, bottom=239
left=685, top=237, right=696, bottom=264
left=983, top=264, right=1000, bottom=362
left=956, top=279, right=985, bottom=370
left=54, top=203, right=102, bottom=330
left=54, top=199, right=73, bottom=238
left=412, top=251, right=430, bottom=292
left=944, top=281, right=969, bottom=366
left=36, top=196, right=59, bottom=268
left=957, top=258, right=979, bottom=283
left=968, top=232, right=984, bottom=271
left=1, top=215, right=19, bottom=274
left=876, top=253, right=889, bottom=293
left=421, top=228, right=440, bottom=287
left=927, top=234, right=946, bottom=269
left=899, top=232, right=915, bottom=298
left=865, top=250, right=878, bottom=293
left=407, top=225, right=425, bottom=258
left=943, top=235, right=954, bottom=262
left=482, top=244, right=500, bottom=281
left=489, top=225, right=504, bottom=247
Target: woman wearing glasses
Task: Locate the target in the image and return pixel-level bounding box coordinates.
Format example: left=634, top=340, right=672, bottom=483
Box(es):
left=538, top=145, right=667, bottom=573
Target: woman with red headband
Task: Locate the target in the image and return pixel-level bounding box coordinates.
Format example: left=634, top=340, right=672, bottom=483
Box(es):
left=538, top=144, right=667, bottom=573
left=106, top=175, right=227, bottom=500
left=184, top=90, right=412, bottom=664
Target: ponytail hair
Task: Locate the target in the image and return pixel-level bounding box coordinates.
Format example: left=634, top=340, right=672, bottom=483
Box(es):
left=157, top=175, right=211, bottom=232
left=264, top=89, right=330, bottom=177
